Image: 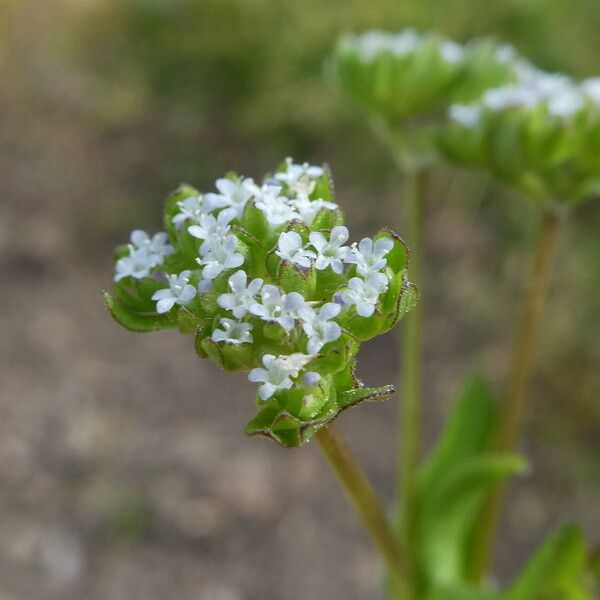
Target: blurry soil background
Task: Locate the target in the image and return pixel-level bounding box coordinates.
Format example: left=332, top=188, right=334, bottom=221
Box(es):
left=0, top=1, right=598, bottom=599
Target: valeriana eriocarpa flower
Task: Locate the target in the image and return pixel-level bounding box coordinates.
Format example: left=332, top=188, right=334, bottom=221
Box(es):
left=151, top=270, right=197, bottom=314
left=346, top=237, right=394, bottom=276
left=130, top=230, right=174, bottom=258
left=106, top=158, right=417, bottom=447
left=188, top=208, right=237, bottom=248
left=300, top=302, right=342, bottom=354
left=205, top=177, right=255, bottom=218
left=172, top=195, right=219, bottom=229
left=197, top=234, right=244, bottom=280
left=309, top=226, right=351, bottom=274
left=217, top=270, right=263, bottom=319
left=276, top=231, right=316, bottom=268
left=114, top=250, right=156, bottom=282
left=114, top=230, right=174, bottom=281
left=254, top=184, right=298, bottom=227
left=248, top=353, right=314, bottom=400
left=287, top=193, right=338, bottom=226
left=341, top=272, right=389, bottom=317
left=249, top=285, right=306, bottom=331
left=211, top=318, right=253, bottom=345
left=274, top=157, right=324, bottom=188
left=449, top=104, right=482, bottom=129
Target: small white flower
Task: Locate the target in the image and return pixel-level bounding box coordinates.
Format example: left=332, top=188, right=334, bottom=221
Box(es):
left=440, top=40, right=464, bottom=64
left=582, top=77, right=600, bottom=106
left=249, top=285, right=305, bottom=331
left=197, top=234, right=244, bottom=280
left=275, top=231, right=316, bottom=268
left=172, top=195, right=219, bottom=229
left=547, top=88, right=584, bottom=117
left=449, top=104, right=482, bottom=129
left=276, top=353, right=314, bottom=376
left=205, top=177, right=255, bottom=218
left=198, top=279, right=213, bottom=293
left=495, top=43, right=517, bottom=65
left=114, top=230, right=173, bottom=282
left=211, top=318, right=253, bottom=345
left=389, top=29, right=420, bottom=57
left=151, top=270, right=197, bottom=314
left=482, top=85, right=540, bottom=111
left=248, top=353, right=313, bottom=400
left=217, top=270, right=263, bottom=319
left=248, top=354, right=294, bottom=400
left=254, top=184, right=298, bottom=227
left=188, top=208, right=237, bottom=249
left=345, top=236, right=394, bottom=276
left=299, top=302, right=342, bottom=354
left=130, top=230, right=174, bottom=258
left=274, top=157, right=324, bottom=188
left=309, top=226, right=351, bottom=274
left=341, top=272, right=389, bottom=317
left=114, top=249, right=155, bottom=281
left=287, top=193, right=338, bottom=226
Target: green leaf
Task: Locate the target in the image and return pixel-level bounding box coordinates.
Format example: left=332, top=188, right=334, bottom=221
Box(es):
left=103, top=291, right=177, bottom=332
left=429, top=454, right=528, bottom=513
left=419, top=454, right=526, bottom=586
left=416, top=377, right=512, bottom=586
left=419, top=377, right=496, bottom=497
left=507, top=526, right=588, bottom=600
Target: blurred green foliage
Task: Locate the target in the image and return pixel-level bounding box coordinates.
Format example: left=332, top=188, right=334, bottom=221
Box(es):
left=1, top=0, right=598, bottom=572
left=48, top=0, right=593, bottom=461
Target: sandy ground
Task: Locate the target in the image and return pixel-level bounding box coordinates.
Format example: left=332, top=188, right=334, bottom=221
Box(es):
left=0, top=185, right=598, bottom=599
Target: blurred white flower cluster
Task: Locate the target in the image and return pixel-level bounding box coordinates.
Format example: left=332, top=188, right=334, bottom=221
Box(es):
left=450, top=63, right=600, bottom=127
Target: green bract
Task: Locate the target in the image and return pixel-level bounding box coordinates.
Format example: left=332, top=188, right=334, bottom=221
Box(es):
left=441, top=75, right=600, bottom=206
left=329, top=30, right=520, bottom=169
left=104, top=159, right=417, bottom=447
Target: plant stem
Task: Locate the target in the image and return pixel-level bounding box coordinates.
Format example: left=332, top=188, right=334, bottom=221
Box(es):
left=397, top=167, right=425, bottom=595
left=315, top=426, right=409, bottom=599
left=467, top=208, right=563, bottom=582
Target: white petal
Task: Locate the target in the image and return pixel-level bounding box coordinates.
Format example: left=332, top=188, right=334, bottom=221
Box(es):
left=319, top=302, right=341, bottom=321
left=324, top=322, right=342, bottom=343
left=247, top=277, right=263, bottom=295
left=330, top=226, right=349, bottom=244
left=156, top=297, right=176, bottom=313
left=248, top=368, right=268, bottom=383
left=152, top=288, right=172, bottom=301
left=258, top=383, right=276, bottom=400
left=356, top=302, right=375, bottom=317
left=358, top=237, right=374, bottom=256
left=314, top=255, right=329, bottom=270
left=228, top=269, right=247, bottom=292
left=309, top=231, right=326, bottom=251
left=307, top=337, right=322, bottom=355
left=331, top=259, right=344, bottom=274
left=179, top=285, right=197, bottom=302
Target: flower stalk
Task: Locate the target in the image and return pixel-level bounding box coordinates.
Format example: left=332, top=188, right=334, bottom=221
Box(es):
left=397, top=167, right=426, bottom=595
left=468, top=207, right=564, bottom=581
left=315, top=426, right=409, bottom=599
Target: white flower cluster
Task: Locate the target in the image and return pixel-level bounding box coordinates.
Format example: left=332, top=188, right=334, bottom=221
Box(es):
left=114, top=230, right=174, bottom=282
left=113, top=158, right=397, bottom=401
left=342, top=29, right=465, bottom=65
left=449, top=67, right=600, bottom=128
left=213, top=235, right=392, bottom=399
